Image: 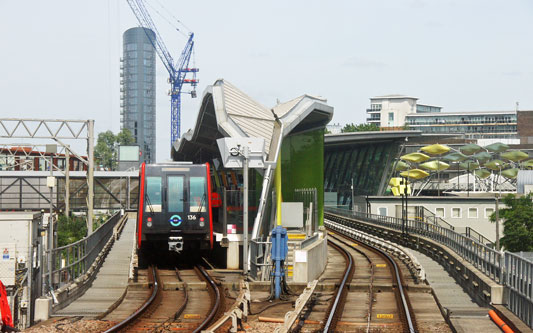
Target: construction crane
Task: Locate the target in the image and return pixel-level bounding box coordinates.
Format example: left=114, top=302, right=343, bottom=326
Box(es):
left=127, top=0, right=198, bottom=144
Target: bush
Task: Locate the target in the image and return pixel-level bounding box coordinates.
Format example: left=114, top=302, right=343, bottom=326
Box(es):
left=57, top=215, right=88, bottom=247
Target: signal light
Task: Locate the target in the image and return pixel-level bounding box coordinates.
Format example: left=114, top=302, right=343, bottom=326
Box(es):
left=200, top=217, right=205, bottom=222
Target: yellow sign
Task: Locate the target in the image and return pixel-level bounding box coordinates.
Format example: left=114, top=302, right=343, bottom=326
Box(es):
left=184, top=314, right=201, bottom=319
left=376, top=264, right=387, bottom=268
left=377, top=314, right=394, bottom=319
left=351, top=243, right=358, bottom=246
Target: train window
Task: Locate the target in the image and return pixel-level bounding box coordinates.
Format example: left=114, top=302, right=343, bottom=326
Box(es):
left=167, top=176, right=184, bottom=212
left=146, top=176, right=162, bottom=212
left=190, top=177, right=207, bottom=212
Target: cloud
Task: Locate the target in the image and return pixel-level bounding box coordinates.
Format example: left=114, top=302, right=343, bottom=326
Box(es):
left=343, top=57, right=388, bottom=69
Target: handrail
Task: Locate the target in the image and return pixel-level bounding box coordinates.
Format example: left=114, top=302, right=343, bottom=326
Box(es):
left=43, top=212, right=121, bottom=291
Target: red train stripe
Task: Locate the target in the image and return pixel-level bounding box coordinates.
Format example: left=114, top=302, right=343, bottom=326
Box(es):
left=206, top=162, right=213, bottom=249
left=137, top=162, right=146, bottom=248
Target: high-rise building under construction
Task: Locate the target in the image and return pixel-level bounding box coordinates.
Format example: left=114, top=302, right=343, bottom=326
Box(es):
left=120, top=27, right=156, bottom=163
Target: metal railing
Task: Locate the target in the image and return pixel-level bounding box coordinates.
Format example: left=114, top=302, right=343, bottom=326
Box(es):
left=43, top=212, right=121, bottom=291
left=325, top=207, right=533, bottom=329
left=503, top=252, right=533, bottom=328
left=464, top=227, right=494, bottom=248
left=294, top=188, right=318, bottom=235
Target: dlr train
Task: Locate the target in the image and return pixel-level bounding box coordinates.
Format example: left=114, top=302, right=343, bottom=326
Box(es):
left=137, top=162, right=216, bottom=254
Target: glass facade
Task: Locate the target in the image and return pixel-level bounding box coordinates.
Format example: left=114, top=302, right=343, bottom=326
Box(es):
left=406, top=112, right=517, bottom=139
left=324, top=141, right=398, bottom=206
left=281, top=129, right=325, bottom=226
left=122, top=27, right=156, bottom=163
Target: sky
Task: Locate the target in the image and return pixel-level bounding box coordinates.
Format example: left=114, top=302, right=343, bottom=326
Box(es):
left=1, top=0, right=532, bottom=162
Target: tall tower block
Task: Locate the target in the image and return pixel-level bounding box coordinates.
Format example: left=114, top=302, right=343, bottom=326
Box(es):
left=121, top=27, right=156, bottom=163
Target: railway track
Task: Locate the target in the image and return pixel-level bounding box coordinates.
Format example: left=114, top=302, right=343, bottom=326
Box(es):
left=103, top=265, right=223, bottom=332
left=290, top=226, right=418, bottom=333
left=327, top=229, right=418, bottom=332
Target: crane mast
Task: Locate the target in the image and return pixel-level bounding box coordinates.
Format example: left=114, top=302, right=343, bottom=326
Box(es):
left=127, top=0, right=198, bottom=144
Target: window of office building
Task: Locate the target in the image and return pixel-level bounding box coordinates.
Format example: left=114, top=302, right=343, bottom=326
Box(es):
left=451, top=208, right=461, bottom=218
left=126, top=44, right=137, bottom=51
left=378, top=207, right=387, bottom=216
left=128, top=51, right=137, bottom=58
left=468, top=208, right=478, bottom=218
left=435, top=208, right=445, bottom=218
left=144, top=43, right=153, bottom=51
left=388, top=112, right=394, bottom=122
left=485, top=207, right=494, bottom=218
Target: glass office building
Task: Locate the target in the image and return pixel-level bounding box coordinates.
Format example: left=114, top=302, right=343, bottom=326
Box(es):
left=406, top=111, right=517, bottom=139
left=121, top=27, right=156, bottom=164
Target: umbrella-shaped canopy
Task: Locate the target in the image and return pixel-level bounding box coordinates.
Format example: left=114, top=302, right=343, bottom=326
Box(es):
left=394, top=161, right=410, bottom=172
left=522, top=159, right=533, bottom=169
left=442, top=152, right=468, bottom=163
left=460, top=143, right=481, bottom=155
left=485, top=142, right=509, bottom=153
left=400, top=168, right=430, bottom=180
left=472, top=151, right=492, bottom=164
left=459, top=160, right=479, bottom=171
left=501, top=150, right=529, bottom=162
left=400, top=152, right=430, bottom=163
left=419, top=160, right=450, bottom=171
left=501, top=168, right=519, bottom=179
left=389, top=177, right=409, bottom=187
left=485, top=159, right=506, bottom=171
left=474, top=169, right=491, bottom=179
left=420, top=144, right=451, bottom=156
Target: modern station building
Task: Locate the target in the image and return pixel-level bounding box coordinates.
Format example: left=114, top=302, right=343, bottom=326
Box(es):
left=121, top=27, right=157, bottom=164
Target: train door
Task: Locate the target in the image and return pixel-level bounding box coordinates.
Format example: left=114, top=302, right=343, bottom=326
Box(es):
left=165, top=174, right=186, bottom=251
left=166, top=174, right=186, bottom=229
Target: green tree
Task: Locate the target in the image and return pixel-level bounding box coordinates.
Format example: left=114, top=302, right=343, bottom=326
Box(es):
left=341, top=123, right=380, bottom=133
left=57, top=215, right=88, bottom=246
left=490, top=194, right=533, bottom=252
left=94, top=128, right=135, bottom=170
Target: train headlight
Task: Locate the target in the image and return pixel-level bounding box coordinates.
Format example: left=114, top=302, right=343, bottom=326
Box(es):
left=199, top=217, right=205, bottom=227
left=147, top=217, right=152, bottom=227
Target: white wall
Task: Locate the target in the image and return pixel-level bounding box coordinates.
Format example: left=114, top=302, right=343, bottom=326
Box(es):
left=369, top=197, right=504, bottom=243
left=372, top=97, right=417, bottom=127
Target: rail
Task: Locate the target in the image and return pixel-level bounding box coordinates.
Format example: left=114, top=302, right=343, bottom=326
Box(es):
left=325, top=207, right=533, bottom=329
left=327, top=225, right=417, bottom=332
left=193, top=265, right=222, bottom=332
left=322, top=239, right=354, bottom=332
left=103, top=266, right=158, bottom=332
left=204, top=281, right=250, bottom=333
left=43, top=211, right=122, bottom=291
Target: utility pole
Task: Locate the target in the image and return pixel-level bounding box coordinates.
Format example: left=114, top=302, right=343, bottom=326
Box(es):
left=65, top=146, right=70, bottom=217
left=45, top=144, right=57, bottom=293
left=495, top=194, right=500, bottom=250
left=351, top=178, right=355, bottom=212
left=242, top=146, right=249, bottom=276
left=87, top=120, right=94, bottom=234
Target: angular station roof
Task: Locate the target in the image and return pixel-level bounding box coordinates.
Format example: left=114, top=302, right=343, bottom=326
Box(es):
left=172, top=79, right=333, bottom=162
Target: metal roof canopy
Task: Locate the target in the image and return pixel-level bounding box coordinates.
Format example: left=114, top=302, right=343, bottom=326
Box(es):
left=172, top=79, right=333, bottom=163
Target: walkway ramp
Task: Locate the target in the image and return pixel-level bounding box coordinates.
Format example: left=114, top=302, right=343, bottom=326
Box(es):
left=412, top=249, right=500, bottom=333
left=54, top=217, right=136, bottom=317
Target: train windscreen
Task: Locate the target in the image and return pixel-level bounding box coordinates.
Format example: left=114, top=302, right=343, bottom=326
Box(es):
left=190, top=176, right=207, bottom=212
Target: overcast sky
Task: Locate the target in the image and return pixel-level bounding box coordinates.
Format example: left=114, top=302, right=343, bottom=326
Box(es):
left=1, top=0, right=532, bottom=162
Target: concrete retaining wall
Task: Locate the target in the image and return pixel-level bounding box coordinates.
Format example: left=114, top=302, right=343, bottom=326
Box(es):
left=292, top=233, right=327, bottom=283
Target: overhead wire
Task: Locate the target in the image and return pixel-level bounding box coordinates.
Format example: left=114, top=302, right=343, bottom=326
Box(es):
left=153, top=0, right=192, bottom=33
left=144, top=0, right=188, bottom=38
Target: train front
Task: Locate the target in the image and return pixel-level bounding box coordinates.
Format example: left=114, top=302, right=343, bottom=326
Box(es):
left=137, top=163, right=213, bottom=254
